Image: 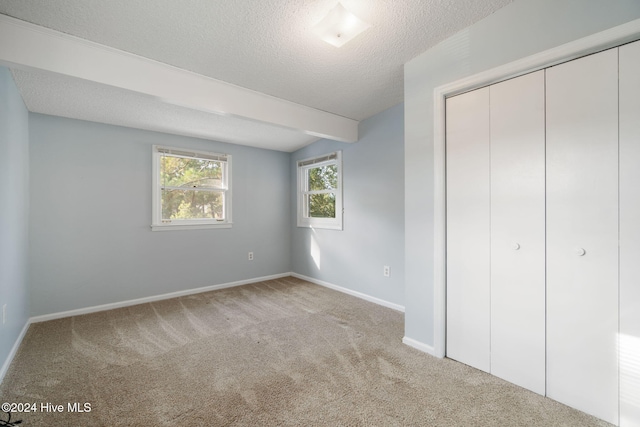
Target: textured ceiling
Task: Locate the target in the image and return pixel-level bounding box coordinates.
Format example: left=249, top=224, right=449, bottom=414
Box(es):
left=0, top=0, right=513, bottom=151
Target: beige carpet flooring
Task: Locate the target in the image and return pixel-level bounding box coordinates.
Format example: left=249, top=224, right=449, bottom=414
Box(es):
left=0, top=276, right=610, bottom=426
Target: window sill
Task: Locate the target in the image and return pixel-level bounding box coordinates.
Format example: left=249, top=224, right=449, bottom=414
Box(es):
left=151, top=223, right=232, bottom=231
left=297, top=222, right=343, bottom=231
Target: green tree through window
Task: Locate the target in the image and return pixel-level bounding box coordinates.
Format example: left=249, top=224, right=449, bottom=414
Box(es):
left=297, top=151, right=342, bottom=230
left=308, top=164, right=337, bottom=218
left=152, top=146, right=231, bottom=230
left=161, top=156, right=224, bottom=220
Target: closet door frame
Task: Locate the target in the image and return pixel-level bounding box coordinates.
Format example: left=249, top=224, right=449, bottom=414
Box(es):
left=619, top=40, right=640, bottom=427
left=429, top=19, right=640, bottom=360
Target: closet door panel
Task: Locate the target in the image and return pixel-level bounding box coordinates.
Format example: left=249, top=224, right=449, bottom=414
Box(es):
left=546, top=48, right=619, bottom=425
left=490, top=71, right=546, bottom=395
left=620, top=39, right=640, bottom=427
left=446, top=88, right=491, bottom=373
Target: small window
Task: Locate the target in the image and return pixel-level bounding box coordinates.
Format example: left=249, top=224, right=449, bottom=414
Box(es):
left=152, top=146, right=231, bottom=231
left=297, top=151, right=343, bottom=230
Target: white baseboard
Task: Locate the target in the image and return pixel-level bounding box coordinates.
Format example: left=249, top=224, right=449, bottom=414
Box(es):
left=30, top=273, right=291, bottom=323
left=291, top=272, right=405, bottom=312
left=0, top=320, right=31, bottom=384
left=402, top=336, right=436, bottom=356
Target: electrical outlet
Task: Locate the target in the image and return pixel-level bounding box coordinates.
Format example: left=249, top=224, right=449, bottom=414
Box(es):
left=2, top=304, right=6, bottom=325
left=383, top=266, right=390, bottom=277
left=248, top=252, right=254, bottom=261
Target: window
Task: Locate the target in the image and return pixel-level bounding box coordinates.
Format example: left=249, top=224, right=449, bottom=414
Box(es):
left=152, top=145, right=231, bottom=231
left=297, top=151, right=343, bottom=230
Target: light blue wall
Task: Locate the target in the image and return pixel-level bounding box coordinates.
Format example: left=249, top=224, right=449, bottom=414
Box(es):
left=404, top=0, right=640, bottom=347
left=0, top=67, right=30, bottom=371
left=29, top=114, right=291, bottom=316
left=291, top=103, right=404, bottom=307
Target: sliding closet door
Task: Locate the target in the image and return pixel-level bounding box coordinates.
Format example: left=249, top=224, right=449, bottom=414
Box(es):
left=546, top=48, right=619, bottom=425
left=489, top=71, right=546, bottom=395
left=446, top=87, right=490, bottom=373
left=620, top=39, right=640, bottom=427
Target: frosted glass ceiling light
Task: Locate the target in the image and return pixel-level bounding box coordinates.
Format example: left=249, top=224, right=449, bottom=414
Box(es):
left=312, top=3, right=370, bottom=48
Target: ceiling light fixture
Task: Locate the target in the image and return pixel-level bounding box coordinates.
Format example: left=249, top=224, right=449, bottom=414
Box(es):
left=312, top=2, right=370, bottom=48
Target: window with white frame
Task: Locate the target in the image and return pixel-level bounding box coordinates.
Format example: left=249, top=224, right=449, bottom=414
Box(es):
left=152, top=146, right=231, bottom=231
left=297, top=151, right=343, bottom=230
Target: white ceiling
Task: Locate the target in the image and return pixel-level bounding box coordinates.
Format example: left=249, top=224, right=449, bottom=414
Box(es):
left=0, top=0, right=513, bottom=152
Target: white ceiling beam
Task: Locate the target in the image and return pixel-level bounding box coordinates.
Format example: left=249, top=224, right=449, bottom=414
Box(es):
left=0, top=15, right=358, bottom=142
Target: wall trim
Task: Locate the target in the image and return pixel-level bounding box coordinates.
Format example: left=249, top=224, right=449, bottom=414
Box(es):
left=0, top=320, right=30, bottom=384
left=291, top=272, right=405, bottom=312
left=30, top=273, right=291, bottom=323
left=402, top=336, right=435, bottom=356
left=432, top=18, right=640, bottom=359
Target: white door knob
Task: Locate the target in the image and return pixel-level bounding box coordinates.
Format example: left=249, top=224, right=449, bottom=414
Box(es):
left=575, top=247, right=586, bottom=256
left=513, top=243, right=520, bottom=250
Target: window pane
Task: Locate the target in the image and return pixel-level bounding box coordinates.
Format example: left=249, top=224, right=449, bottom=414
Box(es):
left=308, top=164, right=338, bottom=191
left=308, top=193, right=336, bottom=218
left=162, top=189, right=224, bottom=220
left=161, top=155, right=224, bottom=189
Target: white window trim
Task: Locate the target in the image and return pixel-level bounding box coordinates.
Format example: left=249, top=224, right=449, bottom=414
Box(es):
left=151, top=145, right=232, bottom=231
left=297, top=151, right=343, bottom=230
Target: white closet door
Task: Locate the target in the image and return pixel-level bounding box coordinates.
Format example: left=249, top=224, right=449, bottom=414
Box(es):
left=490, top=71, right=546, bottom=395
left=620, top=39, right=640, bottom=427
left=546, top=48, right=619, bottom=425
left=446, top=87, right=491, bottom=373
